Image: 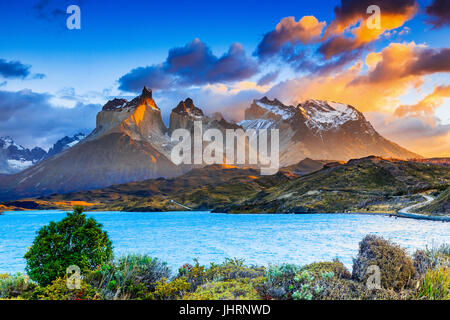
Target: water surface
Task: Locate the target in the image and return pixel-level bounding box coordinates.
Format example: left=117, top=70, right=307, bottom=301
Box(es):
left=0, top=211, right=448, bottom=273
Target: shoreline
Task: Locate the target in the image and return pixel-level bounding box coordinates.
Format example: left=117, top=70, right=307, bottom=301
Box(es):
left=1, top=208, right=448, bottom=222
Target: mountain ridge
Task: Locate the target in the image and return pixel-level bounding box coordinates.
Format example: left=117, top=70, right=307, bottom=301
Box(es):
left=0, top=88, right=422, bottom=201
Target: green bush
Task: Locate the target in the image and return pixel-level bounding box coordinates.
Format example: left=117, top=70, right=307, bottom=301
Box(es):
left=416, top=267, right=449, bottom=300
left=33, top=277, right=98, bottom=300
left=0, top=273, right=37, bottom=299
left=146, top=277, right=191, bottom=300
left=24, top=206, right=113, bottom=286
left=352, top=235, right=415, bottom=291
left=86, top=254, right=171, bottom=300
left=259, top=264, right=302, bottom=299
left=183, top=278, right=263, bottom=300
left=178, top=258, right=265, bottom=292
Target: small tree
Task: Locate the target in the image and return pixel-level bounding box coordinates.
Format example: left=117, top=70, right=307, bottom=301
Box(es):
left=25, top=206, right=113, bottom=286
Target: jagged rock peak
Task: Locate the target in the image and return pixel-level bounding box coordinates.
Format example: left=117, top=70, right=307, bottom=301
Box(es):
left=102, top=98, right=128, bottom=111
left=256, top=96, right=286, bottom=107
left=172, top=98, right=204, bottom=117
left=141, top=86, right=153, bottom=99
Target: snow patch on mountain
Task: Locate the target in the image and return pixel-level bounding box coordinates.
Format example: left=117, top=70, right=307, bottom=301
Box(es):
left=255, top=101, right=294, bottom=120
left=238, top=119, right=276, bottom=130
left=7, top=159, right=34, bottom=171
left=299, top=100, right=360, bottom=131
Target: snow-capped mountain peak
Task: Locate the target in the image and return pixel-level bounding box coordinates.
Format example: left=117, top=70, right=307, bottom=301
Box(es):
left=46, top=133, right=86, bottom=157
left=0, top=136, right=47, bottom=174
left=246, top=97, right=296, bottom=121
left=298, top=100, right=361, bottom=132
left=0, top=136, right=25, bottom=150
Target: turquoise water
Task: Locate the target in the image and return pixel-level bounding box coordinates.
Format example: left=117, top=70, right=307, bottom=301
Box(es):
left=0, top=210, right=448, bottom=273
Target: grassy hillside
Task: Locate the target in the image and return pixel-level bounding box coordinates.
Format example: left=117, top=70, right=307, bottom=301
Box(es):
left=2, top=156, right=449, bottom=215
left=220, top=156, right=450, bottom=214
left=417, top=187, right=450, bottom=215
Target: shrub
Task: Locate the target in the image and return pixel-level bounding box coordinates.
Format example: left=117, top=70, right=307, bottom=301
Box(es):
left=178, top=259, right=207, bottom=291
left=352, top=235, right=415, bottom=291
left=183, top=278, right=263, bottom=300
left=0, top=273, right=37, bottom=299
left=413, top=244, right=450, bottom=276
left=416, top=267, right=449, bottom=300
left=205, top=258, right=265, bottom=282
left=24, top=206, right=113, bottom=286
left=86, top=254, right=171, bottom=300
left=258, top=264, right=302, bottom=299
left=178, top=258, right=265, bottom=292
left=300, top=260, right=351, bottom=280
left=146, top=277, right=190, bottom=300
left=33, top=277, right=98, bottom=300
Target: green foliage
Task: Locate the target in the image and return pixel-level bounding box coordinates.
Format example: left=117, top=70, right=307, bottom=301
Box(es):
left=178, top=258, right=265, bottom=292
left=33, top=277, right=98, bottom=300
left=352, top=235, right=415, bottom=291
left=146, top=277, right=190, bottom=300
left=24, top=206, right=113, bottom=286
left=300, top=260, right=351, bottom=279
left=417, top=267, right=449, bottom=300
left=183, top=278, right=263, bottom=300
left=259, top=264, right=302, bottom=299
left=86, top=254, right=171, bottom=299
left=0, top=273, right=37, bottom=299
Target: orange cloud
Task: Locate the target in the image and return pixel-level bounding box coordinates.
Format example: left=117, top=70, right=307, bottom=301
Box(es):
left=320, top=0, right=418, bottom=58
left=395, top=85, right=450, bottom=124
left=267, top=42, right=449, bottom=112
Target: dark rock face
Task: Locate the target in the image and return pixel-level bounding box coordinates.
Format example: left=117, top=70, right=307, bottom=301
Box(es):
left=102, top=98, right=128, bottom=111
left=168, top=98, right=205, bottom=135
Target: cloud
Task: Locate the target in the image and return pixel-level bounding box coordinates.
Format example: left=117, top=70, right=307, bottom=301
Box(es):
left=255, top=16, right=326, bottom=59
left=266, top=42, right=449, bottom=114
left=0, top=58, right=46, bottom=80
left=319, top=0, right=418, bottom=58
left=0, top=59, right=31, bottom=79
left=394, top=85, right=450, bottom=123
left=0, top=89, right=101, bottom=149
left=118, top=39, right=258, bottom=93
left=426, top=0, right=450, bottom=28
left=351, top=43, right=450, bottom=85
left=257, top=71, right=280, bottom=86
left=367, top=112, right=450, bottom=157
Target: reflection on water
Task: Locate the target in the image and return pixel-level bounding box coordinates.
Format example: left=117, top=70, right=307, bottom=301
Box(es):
left=0, top=210, right=448, bottom=273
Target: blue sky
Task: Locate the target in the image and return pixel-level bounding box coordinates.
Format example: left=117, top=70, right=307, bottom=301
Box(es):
left=0, top=0, right=449, bottom=156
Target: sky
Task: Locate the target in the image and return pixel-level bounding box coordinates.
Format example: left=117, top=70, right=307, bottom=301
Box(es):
left=0, top=0, right=449, bottom=157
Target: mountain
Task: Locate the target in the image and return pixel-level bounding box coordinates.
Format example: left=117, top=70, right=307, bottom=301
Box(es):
left=0, top=87, right=182, bottom=201
left=0, top=137, right=46, bottom=174
left=0, top=134, right=89, bottom=174
left=239, top=97, right=421, bottom=166
left=46, top=133, right=86, bottom=158
left=0, top=89, right=422, bottom=201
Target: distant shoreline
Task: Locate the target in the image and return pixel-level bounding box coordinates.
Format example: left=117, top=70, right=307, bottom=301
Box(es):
left=1, top=209, right=448, bottom=222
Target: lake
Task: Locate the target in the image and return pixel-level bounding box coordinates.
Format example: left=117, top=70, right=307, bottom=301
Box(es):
left=0, top=210, right=448, bottom=274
